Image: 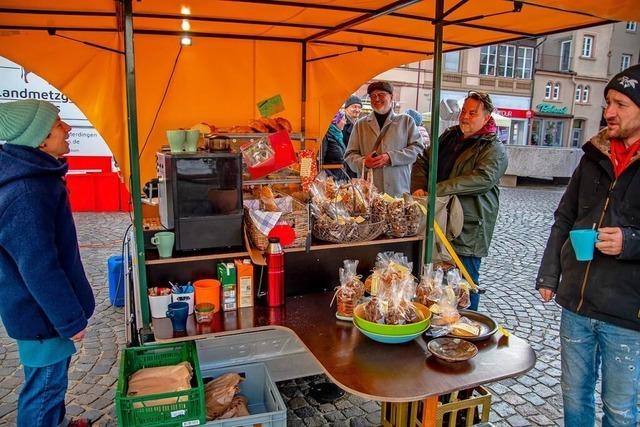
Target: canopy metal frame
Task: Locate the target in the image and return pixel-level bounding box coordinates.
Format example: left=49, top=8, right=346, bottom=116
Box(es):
left=0, top=0, right=619, bottom=338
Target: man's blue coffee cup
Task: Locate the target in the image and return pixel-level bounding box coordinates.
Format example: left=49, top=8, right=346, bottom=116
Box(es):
left=569, top=229, right=598, bottom=261
left=166, top=301, right=189, bottom=332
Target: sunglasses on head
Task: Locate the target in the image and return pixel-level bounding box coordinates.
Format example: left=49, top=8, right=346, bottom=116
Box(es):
left=467, top=90, right=494, bottom=112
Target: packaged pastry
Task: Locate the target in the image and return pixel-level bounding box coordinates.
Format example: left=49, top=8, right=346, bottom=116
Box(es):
left=334, top=259, right=365, bottom=318
left=387, top=198, right=407, bottom=237
left=446, top=268, right=471, bottom=309
left=430, top=285, right=460, bottom=326
left=403, top=193, right=424, bottom=236
left=363, top=296, right=385, bottom=324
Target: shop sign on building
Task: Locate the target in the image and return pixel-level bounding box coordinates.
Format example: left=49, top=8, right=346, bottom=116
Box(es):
left=0, top=56, right=112, bottom=157
left=494, top=108, right=533, bottom=119
left=536, top=103, right=569, bottom=115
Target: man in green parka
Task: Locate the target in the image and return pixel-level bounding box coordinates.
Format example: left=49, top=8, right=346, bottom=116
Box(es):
left=412, top=91, right=508, bottom=309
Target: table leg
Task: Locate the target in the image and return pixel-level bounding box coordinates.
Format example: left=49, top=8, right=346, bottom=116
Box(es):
left=421, top=395, right=438, bottom=427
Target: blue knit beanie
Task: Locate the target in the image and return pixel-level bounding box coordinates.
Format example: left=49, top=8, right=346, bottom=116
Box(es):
left=0, top=100, right=59, bottom=148
left=405, top=109, right=423, bottom=126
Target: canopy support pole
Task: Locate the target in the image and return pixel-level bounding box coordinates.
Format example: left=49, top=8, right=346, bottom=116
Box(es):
left=301, top=41, right=307, bottom=135
left=123, top=0, right=151, bottom=338
left=424, top=0, right=444, bottom=265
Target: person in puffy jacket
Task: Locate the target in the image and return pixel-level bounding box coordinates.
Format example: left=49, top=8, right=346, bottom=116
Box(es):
left=536, top=64, right=640, bottom=427
left=0, top=100, right=95, bottom=427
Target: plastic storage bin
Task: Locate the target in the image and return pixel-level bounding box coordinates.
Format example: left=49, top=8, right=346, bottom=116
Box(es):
left=108, top=255, right=125, bottom=307
left=116, top=341, right=206, bottom=427
left=201, top=363, right=286, bottom=426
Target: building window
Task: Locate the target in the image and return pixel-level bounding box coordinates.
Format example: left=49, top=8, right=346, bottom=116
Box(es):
left=531, top=119, right=565, bottom=147
left=544, top=120, right=564, bottom=146
left=571, top=119, right=585, bottom=147
left=443, top=51, right=460, bottom=72
left=498, top=45, right=516, bottom=77
left=575, top=85, right=583, bottom=102
left=626, top=21, right=637, bottom=32
left=545, top=81, right=552, bottom=99
left=621, top=54, right=632, bottom=71
left=581, top=35, right=594, bottom=58
left=480, top=45, right=497, bottom=75
left=516, top=47, right=533, bottom=79
left=560, top=40, right=572, bottom=71
left=582, top=85, right=590, bottom=103
left=553, top=82, right=561, bottom=100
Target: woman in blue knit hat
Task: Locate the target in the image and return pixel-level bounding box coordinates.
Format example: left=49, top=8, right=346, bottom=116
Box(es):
left=321, top=111, right=355, bottom=179
left=404, top=108, right=431, bottom=148
left=0, top=100, right=95, bottom=427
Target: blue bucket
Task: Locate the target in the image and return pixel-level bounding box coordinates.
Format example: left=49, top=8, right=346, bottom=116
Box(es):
left=108, top=255, right=125, bottom=307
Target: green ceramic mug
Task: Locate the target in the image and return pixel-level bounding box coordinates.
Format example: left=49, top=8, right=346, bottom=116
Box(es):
left=151, top=231, right=175, bottom=258
left=184, top=129, right=200, bottom=152
left=166, top=130, right=186, bottom=153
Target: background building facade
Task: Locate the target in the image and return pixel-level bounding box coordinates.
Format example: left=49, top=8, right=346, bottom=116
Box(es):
left=358, top=21, right=639, bottom=150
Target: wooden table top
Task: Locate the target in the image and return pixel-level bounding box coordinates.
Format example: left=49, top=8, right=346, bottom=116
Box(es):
left=152, top=292, right=536, bottom=402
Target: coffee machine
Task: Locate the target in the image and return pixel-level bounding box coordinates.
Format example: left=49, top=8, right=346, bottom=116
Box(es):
left=157, top=152, right=243, bottom=251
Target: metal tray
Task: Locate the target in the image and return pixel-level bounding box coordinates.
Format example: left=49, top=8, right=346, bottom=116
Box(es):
left=424, top=309, right=498, bottom=342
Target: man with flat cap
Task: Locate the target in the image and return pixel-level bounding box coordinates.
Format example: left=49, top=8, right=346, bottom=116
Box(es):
left=536, top=64, right=640, bottom=426
left=345, top=81, right=423, bottom=196
left=0, top=99, right=95, bottom=427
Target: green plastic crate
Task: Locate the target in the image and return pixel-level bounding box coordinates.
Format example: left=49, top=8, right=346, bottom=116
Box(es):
left=116, top=341, right=206, bottom=427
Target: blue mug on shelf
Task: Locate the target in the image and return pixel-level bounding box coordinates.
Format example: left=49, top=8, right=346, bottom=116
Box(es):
left=166, top=301, right=189, bottom=333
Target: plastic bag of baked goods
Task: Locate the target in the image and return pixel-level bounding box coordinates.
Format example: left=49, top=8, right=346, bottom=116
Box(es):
left=387, top=197, right=407, bottom=237
left=338, top=182, right=369, bottom=216
left=446, top=268, right=471, bottom=309
left=333, top=259, right=365, bottom=318
left=415, top=263, right=434, bottom=306
left=403, top=193, right=426, bottom=236
left=370, top=252, right=413, bottom=297
left=363, top=296, right=386, bottom=323
left=430, top=285, right=461, bottom=328
left=384, top=276, right=420, bottom=325
left=370, top=194, right=387, bottom=225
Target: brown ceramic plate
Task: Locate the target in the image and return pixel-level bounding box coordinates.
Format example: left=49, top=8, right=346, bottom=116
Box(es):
left=427, top=337, right=478, bottom=362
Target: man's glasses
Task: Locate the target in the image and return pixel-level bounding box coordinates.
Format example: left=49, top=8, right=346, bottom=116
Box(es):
left=369, top=92, right=391, bottom=100
left=467, top=90, right=494, bottom=112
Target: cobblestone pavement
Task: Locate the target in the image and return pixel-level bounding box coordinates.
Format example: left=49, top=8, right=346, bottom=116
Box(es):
left=0, top=185, right=611, bottom=426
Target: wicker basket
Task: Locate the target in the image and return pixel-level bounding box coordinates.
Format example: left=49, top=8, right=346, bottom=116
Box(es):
left=312, top=218, right=386, bottom=243
left=244, top=195, right=309, bottom=250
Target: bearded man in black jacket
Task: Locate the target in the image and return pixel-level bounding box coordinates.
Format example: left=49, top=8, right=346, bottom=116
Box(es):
left=536, top=64, right=640, bottom=427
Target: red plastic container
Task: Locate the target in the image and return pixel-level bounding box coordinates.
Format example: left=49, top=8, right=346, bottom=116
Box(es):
left=245, top=130, right=296, bottom=180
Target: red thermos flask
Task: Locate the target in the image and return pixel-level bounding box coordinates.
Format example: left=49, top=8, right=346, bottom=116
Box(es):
left=265, top=237, right=285, bottom=307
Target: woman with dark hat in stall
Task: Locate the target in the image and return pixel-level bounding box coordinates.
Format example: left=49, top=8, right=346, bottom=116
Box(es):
left=321, top=111, right=354, bottom=179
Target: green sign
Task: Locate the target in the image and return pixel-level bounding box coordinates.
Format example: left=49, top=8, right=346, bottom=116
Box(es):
left=257, top=94, right=285, bottom=117
left=536, top=103, right=568, bottom=115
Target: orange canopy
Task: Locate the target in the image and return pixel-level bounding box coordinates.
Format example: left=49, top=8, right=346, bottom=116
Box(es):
left=0, top=0, right=636, bottom=184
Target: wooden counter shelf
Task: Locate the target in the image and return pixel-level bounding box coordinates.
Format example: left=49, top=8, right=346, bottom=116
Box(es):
left=145, top=235, right=424, bottom=296
left=145, top=234, right=423, bottom=264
